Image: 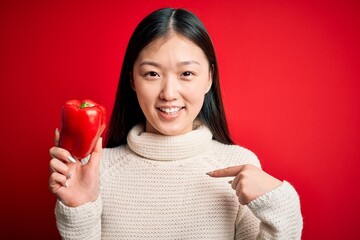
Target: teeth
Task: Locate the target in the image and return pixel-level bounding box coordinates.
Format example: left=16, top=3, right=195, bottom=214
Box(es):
left=159, top=107, right=182, bottom=114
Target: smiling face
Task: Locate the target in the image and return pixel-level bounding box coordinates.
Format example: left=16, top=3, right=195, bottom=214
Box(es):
left=132, top=34, right=212, bottom=136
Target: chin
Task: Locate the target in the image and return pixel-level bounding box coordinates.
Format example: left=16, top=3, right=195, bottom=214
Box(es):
left=158, top=128, right=186, bottom=136
left=149, top=123, right=192, bottom=136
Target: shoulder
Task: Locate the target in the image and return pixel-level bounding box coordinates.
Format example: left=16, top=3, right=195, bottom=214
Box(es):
left=209, top=140, right=261, bottom=168
left=100, top=145, right=131, bottom=174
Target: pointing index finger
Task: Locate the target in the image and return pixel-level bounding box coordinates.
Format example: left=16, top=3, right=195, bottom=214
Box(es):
left=207, top=165, right=245, bottom=177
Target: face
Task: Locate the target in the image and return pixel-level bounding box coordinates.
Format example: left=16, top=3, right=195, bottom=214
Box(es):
left=132, top=34, right=212, bottom=136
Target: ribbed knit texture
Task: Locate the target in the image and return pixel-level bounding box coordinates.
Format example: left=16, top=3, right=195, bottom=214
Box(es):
left=55, top=124, right=303, bottom=239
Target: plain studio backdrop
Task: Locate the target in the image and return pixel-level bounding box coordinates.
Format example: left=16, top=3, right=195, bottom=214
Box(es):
left=0, top=0, right=359, bottom=239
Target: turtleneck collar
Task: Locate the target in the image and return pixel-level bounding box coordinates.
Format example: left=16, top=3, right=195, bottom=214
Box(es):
left=126, top=123, right=213, bottom=161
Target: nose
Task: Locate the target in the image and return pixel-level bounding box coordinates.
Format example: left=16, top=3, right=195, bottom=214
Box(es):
left=159, top=76, right=179, bottom=101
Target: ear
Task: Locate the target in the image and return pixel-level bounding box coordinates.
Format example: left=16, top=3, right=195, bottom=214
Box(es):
left=205, top=77, right=212, bottom=93
left=205, top=64, right=213, bottom=93
left=129, top=72, right=136, bottom=91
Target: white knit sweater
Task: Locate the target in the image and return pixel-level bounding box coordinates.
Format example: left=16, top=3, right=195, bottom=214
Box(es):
left=55, top=124, right=303, bottom=239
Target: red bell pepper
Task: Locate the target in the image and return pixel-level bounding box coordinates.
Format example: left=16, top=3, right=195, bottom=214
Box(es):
left=60, top=99, right=106, bottom=160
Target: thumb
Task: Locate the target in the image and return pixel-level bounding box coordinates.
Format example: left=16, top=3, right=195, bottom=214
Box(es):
left=87, top=137, right=103, bottom=168
left=54, top=128, right=60, bottom=147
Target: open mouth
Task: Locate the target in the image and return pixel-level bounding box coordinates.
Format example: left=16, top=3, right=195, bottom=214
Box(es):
left=158, top=107, right=184, bottom=115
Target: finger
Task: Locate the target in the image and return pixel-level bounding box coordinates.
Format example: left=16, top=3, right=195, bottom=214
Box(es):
left=49, top=146, right=77, bottom=163
left=231, top=174, right=241, bottom=191
left=49, top=172, right=68, bottom=192
left=54, top=128, right=60, bottom=147
left=207, top=165, right=245, bottom=177
left=49, top=158, right=69, bottom=175
left=238, top=196, right=249, bottom=205
left=87, top=137, right=102, bottom=168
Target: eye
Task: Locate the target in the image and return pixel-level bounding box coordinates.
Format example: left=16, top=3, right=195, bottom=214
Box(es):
left=182, top=71, right=194, bottom=77
left=145, top=71, right=160, bottom=78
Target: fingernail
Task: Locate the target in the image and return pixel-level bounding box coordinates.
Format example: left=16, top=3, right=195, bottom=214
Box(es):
left=67, top=155, right=77, bottom=163
left=228, top=180, right=233, bottom=184
left=206, top=171, right=214, bottom=176
left=55, top=128, right=59, bottom=134
left=65, top=180, right=69, bottom=188
left=67, top=173, right=73, bottom=179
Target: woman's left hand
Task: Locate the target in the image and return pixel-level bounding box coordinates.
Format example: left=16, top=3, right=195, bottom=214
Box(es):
left=207, top=164, right=282, bottom=205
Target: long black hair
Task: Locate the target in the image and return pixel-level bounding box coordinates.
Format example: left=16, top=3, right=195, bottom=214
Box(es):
left=106, top=8, right=233, bottom=147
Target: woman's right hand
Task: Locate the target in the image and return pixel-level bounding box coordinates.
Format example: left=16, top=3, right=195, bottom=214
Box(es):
left=49, top=128, right=102, bottom=207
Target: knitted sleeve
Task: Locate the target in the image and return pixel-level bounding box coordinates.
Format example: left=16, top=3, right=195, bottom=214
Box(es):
left=235, top=181, right=303, bottom=239
left=220, top=144, right=303, bottom=239
left=55, top=196, right=103, bottom=240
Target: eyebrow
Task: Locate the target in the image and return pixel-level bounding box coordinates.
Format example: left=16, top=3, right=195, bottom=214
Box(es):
left=177, top=60, right=201, bottom=66
left=139, top=61, right=160, bottom=67
left=138, top=60, right=201, bottom=67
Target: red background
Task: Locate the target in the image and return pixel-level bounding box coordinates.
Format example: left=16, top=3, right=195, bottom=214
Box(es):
left=1, top=0, right=359, bottom=239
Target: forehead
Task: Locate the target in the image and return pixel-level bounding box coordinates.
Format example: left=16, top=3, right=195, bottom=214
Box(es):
left=137, top=34, right=207, bottom=63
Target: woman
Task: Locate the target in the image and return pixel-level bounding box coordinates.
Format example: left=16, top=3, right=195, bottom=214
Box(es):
left=49, top=8, right=302, bottom=239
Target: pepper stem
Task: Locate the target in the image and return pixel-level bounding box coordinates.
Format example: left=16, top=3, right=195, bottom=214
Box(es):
left=79, top=102, right=90, bottom=108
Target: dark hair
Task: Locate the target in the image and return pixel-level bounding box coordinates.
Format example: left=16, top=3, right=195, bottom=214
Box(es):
left=106, top=8, right=233, bottom=147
